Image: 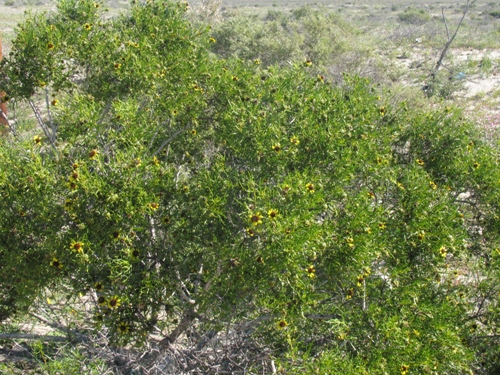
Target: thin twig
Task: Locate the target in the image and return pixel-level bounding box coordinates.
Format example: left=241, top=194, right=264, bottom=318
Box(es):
left=29, top=312, right=67, bottom=332
left=152, top=124, right=191, bottom=157
left=441, top=7, right=450, bottom=41
left=44, top=87, right=56, bottom=143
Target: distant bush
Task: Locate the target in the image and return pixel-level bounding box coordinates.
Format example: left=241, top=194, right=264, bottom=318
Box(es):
left=398, top=7, right=431, bottom=25
left=209, top=5, right=380, bottom=84
left=489, top=10, right=500, bottom=19
left=210, top=5, right=359, bottom=70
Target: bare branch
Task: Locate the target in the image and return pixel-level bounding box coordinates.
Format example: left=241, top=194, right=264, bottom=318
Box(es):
left=44, top=87, right=56, bottom=143
left=152, top=124, right=191, bottom=157
left=433, top=0, right=476, bottom=75
left=159, top=308, right=198, bottom=347
left=28, top=312, right=88, bottom=342
left=0, top=107, right=16, bottom=136
left=0, top=333, right=67, bottom=342
left=29, top=100, right=57, bottom=150
left=441, top=7, right=450, bottom=41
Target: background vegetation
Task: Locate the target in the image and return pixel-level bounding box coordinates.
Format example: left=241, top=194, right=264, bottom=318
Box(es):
left=0, top=0, right=499, bottom=374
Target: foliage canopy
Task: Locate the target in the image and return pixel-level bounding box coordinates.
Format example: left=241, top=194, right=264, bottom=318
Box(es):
left=0, top=0, right=499, bottom=373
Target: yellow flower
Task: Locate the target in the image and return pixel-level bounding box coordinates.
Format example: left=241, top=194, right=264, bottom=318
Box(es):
left=378, top=222, right=386, bottom=230
left=147, top=202, right=159, bottom=211
left=117, top=321, right=130, bottom=335
left=267, top=209, right=278, bottom=220
left=51, top=99, right=59, bottom=106
left=250, top=212, right=263, bottom=226
left=114, top=62, right=122, bottom=70
left=281, top=184, right=291, bottom=195
left=67, top=181, right=78, bottom=190
left=473, top=161, right=480, bottom=169
left=84, top=23, right=92, bottom=31
left=379, top=106, right=386, bottom=116
left=97, top=296, right=106, bottom=306
left=33, top=135, right=42, bottom=144
left=152, top=156, right=160, bottom=166
left=70, top=240, right=84, bottom=253
left=272, top=143, right=281, bottom=152
left=346, top=237, right=354, bottom=248
left=209, top=37, right=216, bottom=43
left=94, top=282, right=104, bottom=293
left=304, top=60, right=312, bottom=67
left=367, top=191, right=375, bottom=199
left=317, top=75, right=324, bottom=83
left=416, top=159, right=425, bottom=165
left=290, top=136, right=300, bottom=145
left=439, top=246, right=447, bottom=257
left=400, top=364, right=410, bottom=375
left=306, top=265, right=316, bottom=278
left=108, top=296, right=121, bottom=310
left=246, top=228, right=255, bottom=237
left=277, top=319, right=288, bottom=329
left=356, top=275, right=364, bottom=287
left=50, top=257, right=62, bottom=269
left=47, top=42, right=55, bottom=50
left=89, top=149, right=99, bottom=159
left=306, top=183, right=315, bottom=193
left=254, top=59, right=260, bottom=65
left=130, top=248, right=140, bottom=259
left=429, top=181, right=437, bottom=190
left=346, top=288, right=354, bottom=299
left=129, top=158, right=141, bottom=168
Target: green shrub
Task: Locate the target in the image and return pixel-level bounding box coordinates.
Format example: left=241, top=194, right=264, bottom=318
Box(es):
left=489, top=10, right=500, bottom=19
left=210, top=5, right=359, bottom=72
left=398, top=7, right=432, bottom=25
left=1, top=0, right=499, bottom=373
left=424, top=69, right=466, bottom=99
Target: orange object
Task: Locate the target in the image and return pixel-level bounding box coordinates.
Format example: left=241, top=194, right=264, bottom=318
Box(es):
left=0, top=33, right=9, bottom=133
